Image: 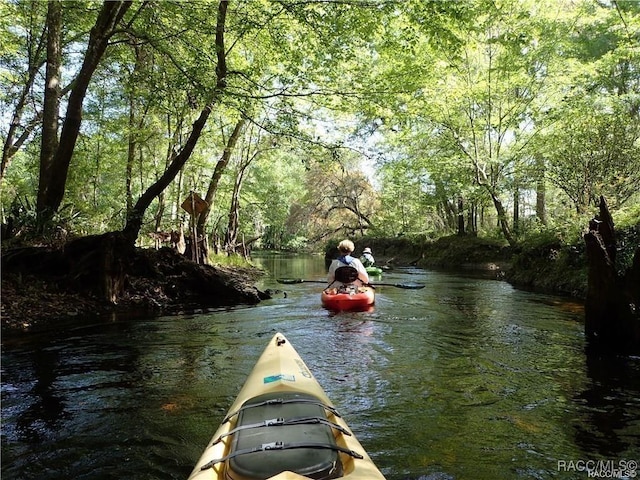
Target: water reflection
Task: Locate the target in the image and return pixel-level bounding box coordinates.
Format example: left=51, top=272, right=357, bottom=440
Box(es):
left=1, top=254, right=639, bottom=480
left=574, top=353, right=640, bottom=458
left=14, top=347, right=68, bottom=444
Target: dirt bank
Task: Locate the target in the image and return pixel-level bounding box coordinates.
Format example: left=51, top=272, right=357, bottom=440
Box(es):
left=1, top=245, right=267, bottom=334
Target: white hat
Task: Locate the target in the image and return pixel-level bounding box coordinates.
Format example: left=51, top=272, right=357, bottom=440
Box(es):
left=363, top=247, right=372, bottom=253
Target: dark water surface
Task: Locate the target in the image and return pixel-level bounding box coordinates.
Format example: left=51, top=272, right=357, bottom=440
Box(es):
left=2, top=254, right=639, bottom=479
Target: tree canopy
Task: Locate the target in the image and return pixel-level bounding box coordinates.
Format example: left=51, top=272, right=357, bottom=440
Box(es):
left=1, top=0, right=639, bottom=253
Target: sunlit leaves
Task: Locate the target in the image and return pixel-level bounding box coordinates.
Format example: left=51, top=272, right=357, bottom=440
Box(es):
left=541, top=97, right=640, bottom=212
left=2, top=0, right=639, bottom=246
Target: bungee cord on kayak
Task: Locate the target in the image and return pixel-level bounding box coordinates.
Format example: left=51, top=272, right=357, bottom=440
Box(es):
left=199, top=442, right=365, bottom=472
left=188, top=333, right=387, bottom=480
left=212, top=416, right=352, bottom=445
left=222, top=397, right=342, bottom=424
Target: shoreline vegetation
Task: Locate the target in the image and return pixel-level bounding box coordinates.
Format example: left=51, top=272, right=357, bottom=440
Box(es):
left=2, top=1, right=639, bottom=354
left=4, top=202, right=640, bottom=343
left=2, top=233, right=593, bottom=335
left=344, top=234, right=588, bottom=299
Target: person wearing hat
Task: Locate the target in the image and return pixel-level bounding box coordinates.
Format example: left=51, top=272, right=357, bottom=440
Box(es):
left=326, top=239, right=370, bottom=292
left=360, top=247, right=375, bottom=267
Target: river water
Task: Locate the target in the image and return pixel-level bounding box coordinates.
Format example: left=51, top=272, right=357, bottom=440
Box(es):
left=2, top=253, right=639, bottom=480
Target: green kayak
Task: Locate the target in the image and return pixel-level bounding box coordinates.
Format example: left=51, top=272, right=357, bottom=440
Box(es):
left=365, top=266, right=383, bottom=276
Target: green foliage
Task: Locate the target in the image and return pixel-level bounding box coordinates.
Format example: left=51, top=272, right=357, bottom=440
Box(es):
left=612, top=202, right=640, bottom=276
left=508, top=216, right=589, bottom=297
left=2, top=195, right=82, bottom=245
left=242, top=145, right=307, bottom=250
left=208, top=252, right=253, bottom=269
left=541, top=97, right=640, bottom=212
left=1, top=0, right=638, bottom=260
left=376, top=158, right=447, bottom=237
left=616, top=201, right=640, bottom=229
left=616, top=224, right=640, bottom=276
left=282, top=235, right=309, bottom=252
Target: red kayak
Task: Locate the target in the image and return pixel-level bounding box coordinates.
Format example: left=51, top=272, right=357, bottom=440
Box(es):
left=321, top=286, right=375, bottom=311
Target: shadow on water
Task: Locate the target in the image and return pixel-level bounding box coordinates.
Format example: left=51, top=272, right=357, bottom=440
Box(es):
left=13, top=347, right=68, bottom=444
left=1, top=253, right=639, bottom=480
left=573, top=351, right=640, bottom=458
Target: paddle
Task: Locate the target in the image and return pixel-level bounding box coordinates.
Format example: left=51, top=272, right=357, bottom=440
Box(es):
left=276, top=278, right=425, bottom=290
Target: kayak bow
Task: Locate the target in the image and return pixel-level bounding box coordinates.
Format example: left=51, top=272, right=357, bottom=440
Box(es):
left=187, top=333, right=387, bottom=480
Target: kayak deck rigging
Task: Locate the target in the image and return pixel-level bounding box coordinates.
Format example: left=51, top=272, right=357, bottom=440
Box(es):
left=187, top=333, right=387, bottom=480
left=223, top=396, right=341, bottom=423
left=213, top=415, right=352, bottom=445
left=200, top=441, right=364, bottom=472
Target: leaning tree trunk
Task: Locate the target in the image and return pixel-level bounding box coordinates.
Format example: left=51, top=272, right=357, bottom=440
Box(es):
left=196, top=117, right=246, bottom=262
left=123, top=105, right=214, bottom=244
left=584, top=196, right=640, bottom=352
left=224, top=165, right=245, bottom=254
left=490, top=192, right=516, bottom=247
left=122, top=0, right=229, bottom=246
left=117, top=0, right=229, bottom=302
left=3, top=7, right=47, bottom=180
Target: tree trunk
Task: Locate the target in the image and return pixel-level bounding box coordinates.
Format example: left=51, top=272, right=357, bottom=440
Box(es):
left=584, top=196, right=640, bottom=352
left=457, top=196, right=465, bottom=235
left=513, top=187, right=520, bottom=236
left=124, top=106, right=213, bottom=244
left=535, top=156, right=547, bottom=225
left=36, top=0, right=62, bottom=227
left=491, top=192, right=516, bottom=247
left=154, top=193, right=165, bottom=232
left=196, top=118, right=246, bottom=238
left=468, top=201, right=477, bottom=234
left=122, top=0, right=229, bottom=246
left=2, top=9, right=47, bottom=180
left=126, top=95, right=136, bottom=216
left=37, top=1, right=132, bottom=227
left=225, top=164, right=247, bottom=254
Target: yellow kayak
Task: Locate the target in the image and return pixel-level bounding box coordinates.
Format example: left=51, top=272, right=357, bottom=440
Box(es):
left=187, top=332, right=387, bottom=480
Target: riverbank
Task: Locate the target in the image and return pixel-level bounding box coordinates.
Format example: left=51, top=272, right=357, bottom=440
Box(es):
left=1, top=234, right=589, bottom=335
left=1, top=246, right=267, bottom=334
left=333, top=234, right=588, bottom=298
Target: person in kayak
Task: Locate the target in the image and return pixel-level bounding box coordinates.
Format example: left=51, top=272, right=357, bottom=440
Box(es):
left=326, top=239, right=370, bottom=293
left=359, top=247, right=375, bottom=267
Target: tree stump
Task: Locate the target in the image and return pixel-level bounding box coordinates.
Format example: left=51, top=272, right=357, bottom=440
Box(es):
left=584, top=196, right=640, bottom=352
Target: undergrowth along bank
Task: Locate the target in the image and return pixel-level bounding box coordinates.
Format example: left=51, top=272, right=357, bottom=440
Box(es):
left=324, top=229, right=637, bottom=300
